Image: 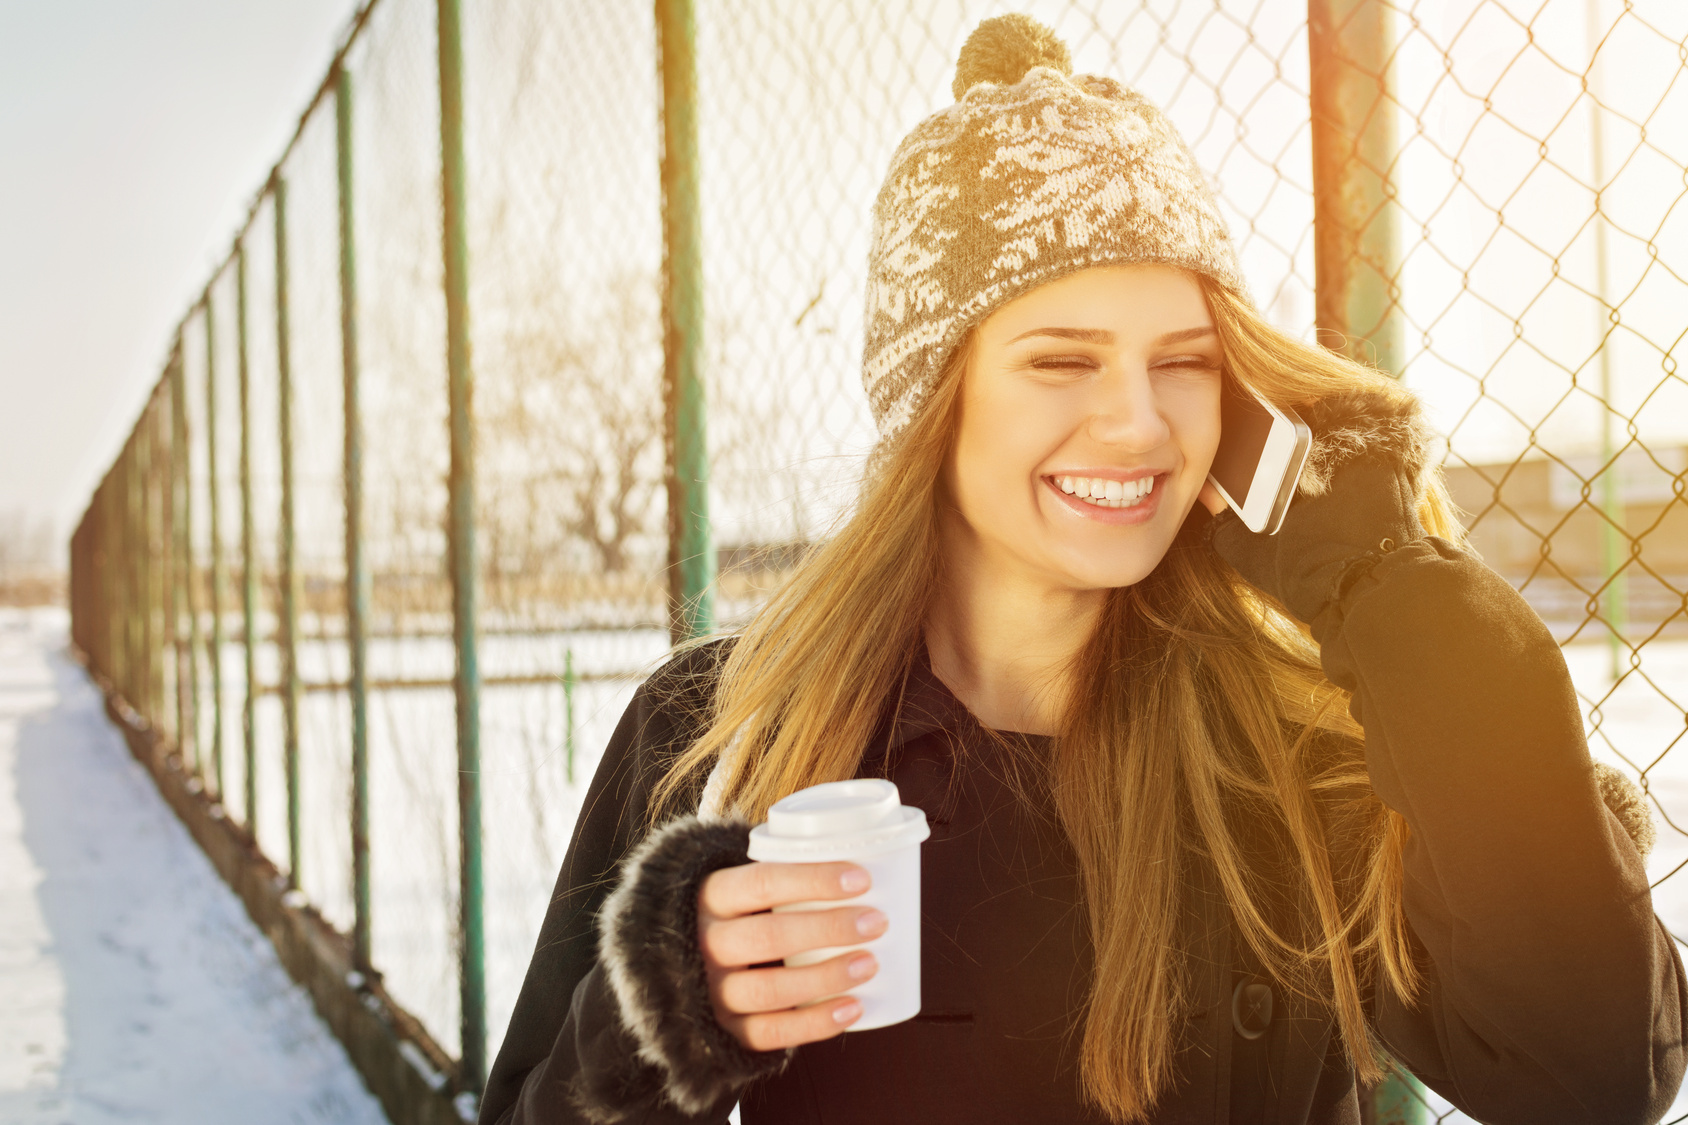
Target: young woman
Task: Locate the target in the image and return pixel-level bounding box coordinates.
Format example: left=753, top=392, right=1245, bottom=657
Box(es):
left=480, top=16, right=1680, bottom=1125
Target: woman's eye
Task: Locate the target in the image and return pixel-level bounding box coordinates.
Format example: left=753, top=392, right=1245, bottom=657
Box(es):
left=1027, top=353, right=1098, bottom=372
left=1154, top=356, right=1220, bottom=376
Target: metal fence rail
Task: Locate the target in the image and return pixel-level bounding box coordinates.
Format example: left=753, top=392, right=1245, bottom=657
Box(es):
left=68, top=2, right=1688, bottom=1122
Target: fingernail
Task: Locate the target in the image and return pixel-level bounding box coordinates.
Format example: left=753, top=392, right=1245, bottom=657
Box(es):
left=833, top=1000, right=863, bottom=1025
left=847, top=954, right=876, bottom=980
left=839, top=868, right=870, bottom=894
left=855, top=909, right=887, bottom=937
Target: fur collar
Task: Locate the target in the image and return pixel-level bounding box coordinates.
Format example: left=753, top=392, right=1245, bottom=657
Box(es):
left=1294, top=387, right=1436, bottom=500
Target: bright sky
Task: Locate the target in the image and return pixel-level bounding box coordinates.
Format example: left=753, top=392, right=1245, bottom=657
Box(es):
left=0, top=0, right=356, bottom=548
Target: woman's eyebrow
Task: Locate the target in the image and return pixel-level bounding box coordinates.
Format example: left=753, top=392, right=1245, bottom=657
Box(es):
left=1004, top=325, right=1217, bottom=346
left=1155, top=326, right=1217, bottom=345
left=1005, top=326, right=1115, bottom=344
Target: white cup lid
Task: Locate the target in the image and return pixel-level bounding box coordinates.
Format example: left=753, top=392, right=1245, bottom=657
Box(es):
left=748, top=779, right=929, bottom=862
left=766, top=778, right=901, bottom=837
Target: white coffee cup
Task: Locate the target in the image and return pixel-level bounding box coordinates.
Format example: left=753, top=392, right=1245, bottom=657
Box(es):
left=745, top=778, right=929, bottom=1030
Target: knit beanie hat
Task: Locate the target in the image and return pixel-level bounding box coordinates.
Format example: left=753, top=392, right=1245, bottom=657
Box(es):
left=861, top=14, right=1251, bottom=455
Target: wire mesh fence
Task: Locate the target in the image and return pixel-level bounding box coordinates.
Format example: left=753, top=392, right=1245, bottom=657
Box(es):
left=65, top=1, right=1687, bottom=1122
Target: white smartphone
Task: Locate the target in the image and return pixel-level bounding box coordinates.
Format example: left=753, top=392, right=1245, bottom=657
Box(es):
left=1206, top=378, right=1312, bottom=535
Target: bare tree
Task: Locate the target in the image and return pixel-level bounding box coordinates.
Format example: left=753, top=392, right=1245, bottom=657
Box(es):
left=0, top=508, right=57, bottom=579
left=0, top=507, right=63, bottom=606
left=476, top=270, right=664, bottom=587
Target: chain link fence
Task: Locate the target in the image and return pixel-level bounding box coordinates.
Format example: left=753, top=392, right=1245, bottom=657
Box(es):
left=66, top=1, right=1687, bottom=1122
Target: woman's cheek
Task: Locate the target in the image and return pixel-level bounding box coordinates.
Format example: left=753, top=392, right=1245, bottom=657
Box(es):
left=955, top=391, right=1034, bottom=528
left=979, top=385, right=1051, bottom=470
left=1171, top=381, right=1224, bottom=482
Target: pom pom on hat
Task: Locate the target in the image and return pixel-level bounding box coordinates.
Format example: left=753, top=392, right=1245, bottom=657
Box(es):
left=951, top=14, right=1072, bottom=100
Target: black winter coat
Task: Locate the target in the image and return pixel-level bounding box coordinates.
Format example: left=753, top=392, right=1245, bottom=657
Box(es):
left=480, top=397, right=1684, bottom=1125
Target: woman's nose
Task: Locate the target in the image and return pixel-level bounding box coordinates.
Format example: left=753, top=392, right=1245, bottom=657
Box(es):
left=1085, top=367, right=1171, bottom=452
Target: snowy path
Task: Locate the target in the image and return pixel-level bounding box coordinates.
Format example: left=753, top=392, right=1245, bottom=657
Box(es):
left=0, top=608, right=388, bottom=1125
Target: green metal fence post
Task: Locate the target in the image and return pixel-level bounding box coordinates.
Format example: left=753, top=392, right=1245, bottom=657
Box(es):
left=117, top=465, right=127, bottom=690
left=133, top=421, right=145, bottom=712
left=152, top=390, right=171, bottom=734
left=167, top=351, right=185, bottom=751
left=172, top=339, right=196, bottom=771
left=108, top=456, right=119, bottom=682
left=135, top=416, right=147, bottom=713
left=88, top=485, right=98, bottom=672
left=139, top=413, right=155, bottom=723
left=138, top=420, right=151, bottom=715
left=85, top=494, right=98, bottom=669
left=158, top=396, right=172, bottom=726
left=155, top=400, right=169, bottom=725
left=206, top=297, right=227, bottom=800
left=184, top=341, right=204, bottom=779
left=155, top=398, right=169, bottom=724
left=122, top=456, right=135, bottom=698
left=83, top=491, right=94, bottom=669
left=563, top=648, right=576, bottom=785
left=238, top=246, right=261, bottom=838
left=1310, top=4, right=1425, bottom=1120
left=275, top=175, right=304, bottom=886
left=437, top=0, right=486, bottom=1093
left=112, top=468, right=126, bottom=694
left=156, top=395, right=170, bottom=725
left=336, top=61, right=373, bottom=970
left=657, top=0, right=714, bottom=643
left=114, top=450, right=127, bottom=699
left=117, top=445, right=128, bottom=692
left=127, top=435, right=142, bottom=708
left=74, top=515, right=86, bottom=656
left=131, top=436, right=143, bottom=707
left=156, top=396, right=171, bottom=725
left=104, top=471, right=119, bottom=691
left=1309, top=0, right=1404, bottom=377
left=1585, top=0, right=1629, bottom=681
left=69, top=520, right=80, bottom=655
left=151, top=398, right=166, bottom=722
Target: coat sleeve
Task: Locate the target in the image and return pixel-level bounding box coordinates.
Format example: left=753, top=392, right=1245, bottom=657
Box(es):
left=478, top=641, right=746, bottom=1125
left=1313, top=535, right=1688, bottom=1125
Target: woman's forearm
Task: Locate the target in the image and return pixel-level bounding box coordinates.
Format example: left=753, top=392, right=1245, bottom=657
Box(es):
left=1315, top=536, right=1685, bottom=1124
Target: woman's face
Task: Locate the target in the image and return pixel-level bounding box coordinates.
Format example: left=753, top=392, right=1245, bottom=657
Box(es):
left=942, top=264, right=1223, bottom=592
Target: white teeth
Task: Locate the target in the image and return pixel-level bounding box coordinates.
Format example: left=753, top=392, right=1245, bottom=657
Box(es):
left=1051, top=474, right=1158, bottom=509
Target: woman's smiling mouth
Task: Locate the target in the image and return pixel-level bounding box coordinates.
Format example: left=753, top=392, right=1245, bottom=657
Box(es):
left=1053, top=473, right=1156, bottom=508
left=1043, top=472, right=1168, bottom=524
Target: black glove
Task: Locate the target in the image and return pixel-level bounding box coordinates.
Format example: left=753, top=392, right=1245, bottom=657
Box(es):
left=1205, top=389, right=1432, bottom=626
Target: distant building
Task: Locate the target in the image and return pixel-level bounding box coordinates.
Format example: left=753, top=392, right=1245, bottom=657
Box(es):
left=1440, top=447, right=1688, bottom=640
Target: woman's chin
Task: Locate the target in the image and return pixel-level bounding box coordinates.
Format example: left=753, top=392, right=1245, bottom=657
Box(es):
left=1034, top=522, right=1182, bottom=591
left=1044, top=551, right=1163, bottom=593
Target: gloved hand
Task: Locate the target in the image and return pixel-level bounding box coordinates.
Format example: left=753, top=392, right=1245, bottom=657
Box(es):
left=1204, top=389, right=1433, bottom=626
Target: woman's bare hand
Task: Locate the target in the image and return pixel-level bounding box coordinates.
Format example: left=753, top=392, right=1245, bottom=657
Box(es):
left=698, top=861, right=884, bottom=1051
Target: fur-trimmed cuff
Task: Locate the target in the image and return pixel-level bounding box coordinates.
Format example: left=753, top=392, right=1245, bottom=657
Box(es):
left=592, top=816, right=791, bottom=1118
left=1296, top=389, right=1435, bottom=500
left=1593, top=761, right=1657, bottom=860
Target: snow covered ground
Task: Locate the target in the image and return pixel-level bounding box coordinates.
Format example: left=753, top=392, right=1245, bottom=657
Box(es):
left=4, top=599, right=1686, bottom=1124
left=0, top=607, right=388, bottom=1125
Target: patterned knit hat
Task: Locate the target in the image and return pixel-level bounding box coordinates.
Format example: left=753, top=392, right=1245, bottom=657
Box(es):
left=861, top=14, right=1250, bottom=453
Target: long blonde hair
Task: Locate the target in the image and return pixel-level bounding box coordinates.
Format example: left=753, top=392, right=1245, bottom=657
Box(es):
left=654, top=276, right=1462, bottom=1121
